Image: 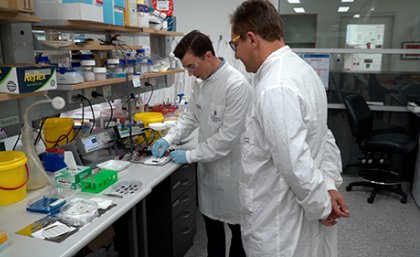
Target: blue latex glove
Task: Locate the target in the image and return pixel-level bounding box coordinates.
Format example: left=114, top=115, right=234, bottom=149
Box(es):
left=152, top=139, right=169, bottom=157
left=169, top=150, right=188, bottom=164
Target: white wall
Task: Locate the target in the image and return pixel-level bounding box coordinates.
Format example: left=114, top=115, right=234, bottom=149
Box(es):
left=173, top=0, right=278, bottom=42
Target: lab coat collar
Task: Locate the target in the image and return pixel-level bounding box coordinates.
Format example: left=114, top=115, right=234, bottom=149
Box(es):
left=199, top=57, right=226, bottom=86
left=254, top=45, right=291, bottom=84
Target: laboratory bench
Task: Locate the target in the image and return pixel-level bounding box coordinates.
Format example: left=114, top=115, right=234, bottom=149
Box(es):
left=0, top=160, right=197, bottom=257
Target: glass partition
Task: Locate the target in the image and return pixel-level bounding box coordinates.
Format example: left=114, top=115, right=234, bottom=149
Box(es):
left=279, top=0, right=420, bottom=106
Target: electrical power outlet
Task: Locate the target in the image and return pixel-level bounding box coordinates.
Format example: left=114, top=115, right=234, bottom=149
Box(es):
left=67, top=90, right=82, bottom=104
left=83, top=88, right=95, bottom=100
left=102, top=86, right=112, bottom=98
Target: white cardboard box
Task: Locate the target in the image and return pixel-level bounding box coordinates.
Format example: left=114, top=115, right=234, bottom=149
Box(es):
left=34, top=3, right=103, bottom=22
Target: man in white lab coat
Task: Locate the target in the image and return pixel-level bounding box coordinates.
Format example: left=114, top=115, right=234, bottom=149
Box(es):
left=230, top=1, right=350, bottom=256
left=152, top=30, right=252, bottom=257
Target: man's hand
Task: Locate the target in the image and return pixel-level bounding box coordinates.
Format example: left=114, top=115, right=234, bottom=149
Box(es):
left=151, top=139, right=170, bottom=157
left=169, top=150, right=188, bottom=164
left=329, top=189, right=350, bottom=218
left=321, top=190, right=350, bottom=226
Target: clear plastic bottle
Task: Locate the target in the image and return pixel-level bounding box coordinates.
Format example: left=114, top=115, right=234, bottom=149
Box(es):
left=107, top=58, right=120, bottom=78
left=127, top=59, right=136, bottom=74
left=135, top=49, right=146, bottom=74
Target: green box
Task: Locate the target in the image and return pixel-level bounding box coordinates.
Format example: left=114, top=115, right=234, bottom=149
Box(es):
left=81, top=169, right=118, bottom=193
left=55, top=166, right=92, bottom=190
left=0, top=64, right=57, bottom=94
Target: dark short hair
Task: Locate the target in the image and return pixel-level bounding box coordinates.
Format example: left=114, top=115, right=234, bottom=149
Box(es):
left=230, top=0, right=284, bottom=42
left=173, top=30, right=216, bottom=60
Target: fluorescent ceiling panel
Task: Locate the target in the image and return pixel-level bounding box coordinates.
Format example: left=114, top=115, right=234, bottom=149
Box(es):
left=341, top=0, right=354, bottom=2
left=294, top=7, right=305, bottom=13
left=338, top=6, right=350, bottom=12
left=287, top=0, right=301, bottom=3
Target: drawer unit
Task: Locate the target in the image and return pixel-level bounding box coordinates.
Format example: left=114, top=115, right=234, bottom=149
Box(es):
left=146, top=163, right=197, bottom=257
left=172, top=201, right=197, bottom=257
left=170, top=164, right=196, bottom=202
left=172, top=183, right=196, bottom=220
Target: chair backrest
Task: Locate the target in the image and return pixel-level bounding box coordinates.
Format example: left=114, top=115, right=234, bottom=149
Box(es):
left=343, top=94, right=373, bottom=143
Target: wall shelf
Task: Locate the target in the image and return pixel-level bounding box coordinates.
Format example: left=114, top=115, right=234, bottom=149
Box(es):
left=38, top=40, right=144, bottom=51
left=57, top=69, right=184, bottom=90
left=0, top=91, right=46, bottom=102
left=33, top=20, right=184, bottom=36
left=0, top=11, right=41, bottom=23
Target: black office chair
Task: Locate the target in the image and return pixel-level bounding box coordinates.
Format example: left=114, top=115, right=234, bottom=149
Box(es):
left=343, top=94, right=417, bottom=204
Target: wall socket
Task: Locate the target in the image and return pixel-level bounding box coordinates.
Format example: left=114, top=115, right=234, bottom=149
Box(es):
left=83, top=88, right=95, bottom=100
left=102, top=86, right=112, bottom=98
left=67, top=89, right=82, bottom=104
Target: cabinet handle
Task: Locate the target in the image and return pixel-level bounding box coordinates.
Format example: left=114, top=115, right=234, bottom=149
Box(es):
left=172, top=181, right=181, bottom=190
left=181, top=195, right=190, bottom=203
left=181, top=179, right=190, bottom=187
left=182, top=211, right=191, bottom=219
left=172, top=199, right=179, bottom=208
left=181, top=227, right=191, bottom=235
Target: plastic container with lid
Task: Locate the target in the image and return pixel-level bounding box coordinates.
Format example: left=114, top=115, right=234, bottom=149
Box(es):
left=0, top=151, right=28, bottom=206
left=134, top=112, right=164, bottom=145
left=81, top=60, right=96, bottom=81
left=94, top=67, right=107, bottom=81
left=57, top=67, right=84, bottom=85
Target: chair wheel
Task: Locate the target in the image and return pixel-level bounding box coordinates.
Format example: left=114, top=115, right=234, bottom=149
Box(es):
left=401, top=198, right=407, bottom=204
left=367, top=197, right=374, bottom=204
left=346, top=185, right=352, bottom=191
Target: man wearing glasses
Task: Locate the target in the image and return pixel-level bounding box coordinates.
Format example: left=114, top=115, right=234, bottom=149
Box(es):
left=152, top=30, right=251, bottom=257
left=230, top=0, right=349, bottom=256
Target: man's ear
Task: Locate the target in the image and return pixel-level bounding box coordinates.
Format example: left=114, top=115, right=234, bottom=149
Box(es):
left=246, top=31, right=258, bottom=48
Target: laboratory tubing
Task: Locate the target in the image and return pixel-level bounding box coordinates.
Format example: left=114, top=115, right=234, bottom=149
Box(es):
left=94, top=67, right=107, bottom=81
left=81, top=60, right=96, bottom=82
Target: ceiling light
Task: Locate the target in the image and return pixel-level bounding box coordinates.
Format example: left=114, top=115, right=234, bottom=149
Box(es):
left=338, top=6, right=350, bottom=12
left=293, top=7, right=305, bottom=13
left=341, top=0, right=354, bottom=2
left=353, top=14, right=360, bottom=18
left=287, top=0, right=301, bottom=3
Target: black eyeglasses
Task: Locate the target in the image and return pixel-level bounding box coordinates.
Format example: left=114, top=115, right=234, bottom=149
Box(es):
left=229, top=35, right=241, bottom=51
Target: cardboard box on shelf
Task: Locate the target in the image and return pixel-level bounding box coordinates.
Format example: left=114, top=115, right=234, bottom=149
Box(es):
left=34, top=3, right=103, bottom=22
left=0, top=64, right=57, bottom=94
left=152, top=0, right=173, bottom=16
left=0, top=0, right=34, bottom=13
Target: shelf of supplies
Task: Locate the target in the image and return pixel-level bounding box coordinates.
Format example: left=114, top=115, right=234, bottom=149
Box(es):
left=141, top=68, right=184, bottom=79
left=58, top=69, right=184, bottom=90
left=0, top=91, right=47, bottom=102
left=0, top=11, right=41, bottom=23
left=33, top=20, right=184, bottom=36
left=38, top=40, right=144, bottom=51
left=141, top=27, right=184, bottom=36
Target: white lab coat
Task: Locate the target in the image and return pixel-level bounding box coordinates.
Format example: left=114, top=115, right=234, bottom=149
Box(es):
left=240, top=46, right=342, bottom=257
left=164, top=59, right=252, bottom=224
